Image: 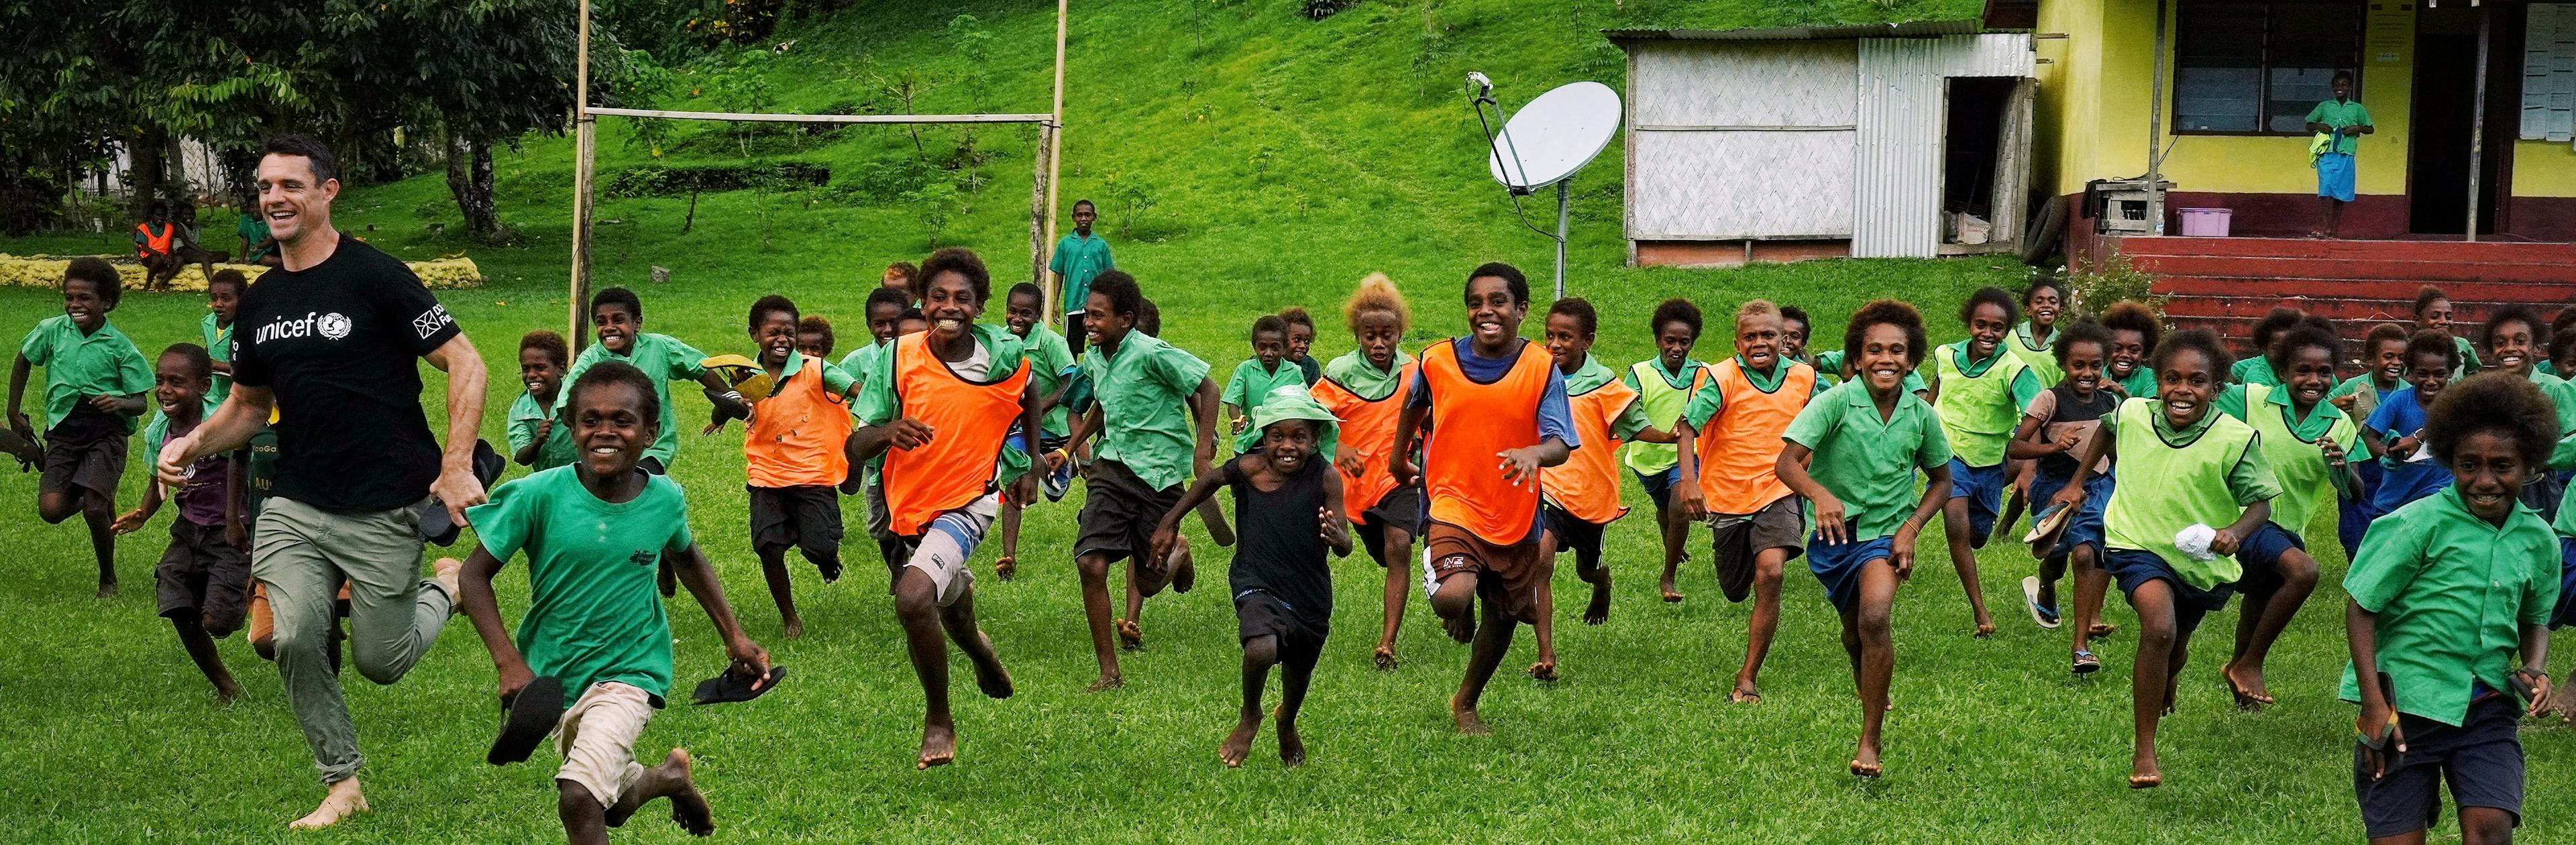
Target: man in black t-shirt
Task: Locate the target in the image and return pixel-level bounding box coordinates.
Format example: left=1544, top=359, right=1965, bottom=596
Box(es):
left=156, top=135, right=490, bottom=831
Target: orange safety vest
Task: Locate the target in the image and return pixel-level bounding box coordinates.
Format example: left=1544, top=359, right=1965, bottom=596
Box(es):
left=879, top=333, right=1030, bottom=537
left=1419, top=339, right=1553, bottom=545
left=1542, top=376, right=1639, bottom=525
left=744, top=357, right=853, bottom=490
left=136, top=222, right=174, bottom=258
left=1691, top=358, right=1817, bottom=514
left=1311, top=360, right=1417, bottom=518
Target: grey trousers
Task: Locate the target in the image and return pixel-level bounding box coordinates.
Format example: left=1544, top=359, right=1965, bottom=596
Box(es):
left=252, top=496, right=453, bottom=785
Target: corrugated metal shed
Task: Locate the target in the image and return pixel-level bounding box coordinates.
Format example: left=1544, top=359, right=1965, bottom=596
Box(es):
left=1854, top=34, right=2037, bottom=258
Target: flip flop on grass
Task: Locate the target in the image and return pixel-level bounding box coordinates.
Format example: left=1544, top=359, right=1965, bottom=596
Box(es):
left=2021, top=576, right=2061, bottom=629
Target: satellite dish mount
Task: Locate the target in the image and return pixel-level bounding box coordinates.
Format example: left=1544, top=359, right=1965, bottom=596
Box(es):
left=1468, top=75, right=1621, bottom=300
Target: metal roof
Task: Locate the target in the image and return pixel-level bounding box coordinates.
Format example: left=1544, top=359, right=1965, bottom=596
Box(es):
left=1605, top=19, right=1986, bottom=44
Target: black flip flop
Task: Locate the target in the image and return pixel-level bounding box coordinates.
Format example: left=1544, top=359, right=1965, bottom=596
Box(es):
left=488, top=675, right=565, bottom=766
left=692, top=665, right=787, bottom=706
left=0, top=427, right=38, bottom=471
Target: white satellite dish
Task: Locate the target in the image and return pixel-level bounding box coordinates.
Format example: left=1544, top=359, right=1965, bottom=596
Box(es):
left=1469, top=77, right=1622, bottom=299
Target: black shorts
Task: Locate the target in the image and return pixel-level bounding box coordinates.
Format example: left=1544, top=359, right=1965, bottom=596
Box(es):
left=155, top=520, right=250, bottom=634
left=1236, top=591, right=1326, bottom=668
left=40, top=413, right=128, bottom=499
left=1711, top=496, right=1805, bottom=602
left=2355, top=694, right=2525, bottom=839
left=1064, top=313, right=1088, bottom=355
left=1075, top=459, right=1181, bottom=563
left=1355, top=486, right=1424, bottom=567
left=1542, top=504, right=1606, bottom=564
left=748, top=485, right=843, bottom=560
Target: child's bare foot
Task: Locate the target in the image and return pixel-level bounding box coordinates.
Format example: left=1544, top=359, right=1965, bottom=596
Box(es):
left=782, top=616, right=804, bottom=640
left=1276, top=707, right=1305, bottom=768
left=288, top=778, right=369, bottom=830
left=1527, top=660, right=1558, bottom=682
left=994, top=555, right=1016, bottom=581
left=2129, top=752, right=2162, bottom=789
left=1116, top=618, right=1144, bottom=651
left=1972, top=616, right=1997, bottom=638
left=1849, top=738, right=1883, bottom=778
left=1659, top=575, right=1682, bottom=603
left=213, top=678, right=244, bottom=706
left=1451, top=695, right=1489, bottom=735
left=2090, top=622, right=2118, bottom=638
left=2222, top=663, right=2273, bottom=710
left=660, top=750, right=714, bottom=836
left=1085, top=672, right=1124, bottom=693
left=1171, top=556, right=1196, bottom=594
left=1584, top=583, right=1611, bottom=625
left=1372, top=643, right=1400, bottom=671
left=969, top=632, right=1014, bottom=699
left=917, top=718, right=957, bottom=770
left=1219, top=717, right=1259, bottom=768
left=1729, top=683, right=1762, bottom=704
left=1441, top=609, right=1474, bottom=644
left=97, top=581, right=118, bottom=600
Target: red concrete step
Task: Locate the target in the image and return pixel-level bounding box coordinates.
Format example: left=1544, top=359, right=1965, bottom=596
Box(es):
left=2149, top=276, right=2576, bottom=308
left=2119, top=235, right=2576, bottom=264
left=2130, top=255, right=2576, bottom=285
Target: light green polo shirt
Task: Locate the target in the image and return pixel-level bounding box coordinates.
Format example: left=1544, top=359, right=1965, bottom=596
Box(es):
left=1223, top=357, right=1309, bottom=453
left=2305, top=99, right=2373, bottom=155
left=17, top=315, right=152, bottom=433
left=507, top=389, right=578, bottom=471
left=1080, top=331, right=1212, bottom=490
left=2218, top=384, right=2357, bottom=537
left=1049, top=231, right=1115, bottom=315
left=1019, top=323, right=1077, bottom=436
left=563, top=332, right=710, bottom=467
left=2341, top=487, right=2557, bottom=727
left=200, top=313, right=235, bottom=400
left=1782, top=380, right=1953, bottom=540
left=2100, top=397, right=2279, bottom=588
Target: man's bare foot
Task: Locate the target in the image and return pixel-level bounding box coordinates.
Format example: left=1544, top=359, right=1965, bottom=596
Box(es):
left=782, top=616, right=804, bottom=640
left=1441, top=610, right=1474, bottom=644
left=994, top=555, right=1016, bottom=581
left=1729, top=684, right=1762, bottom=704
left=1372, top=644, right=1400, bottom=671
left=1219, top=717, right=1259, bottom=768
left=1527, top=660, right=1558, bottom=682
left=1116, top=618, right=1144, bottom=651
left=1085, top=672, right=1124, bottom=693
left=1849, top=738, right=1883, bottom=778
left=431, top=557, right=464, bottom=606
left=1584, top=584, right=1611, bottom=626
left=288, top=779, right=369, bottom=830
left=97, top=581, right=118, bottom=600
left=969, top=632, right=1014, bottom=699
left=2222, top=663, right=2273, bottom=710
left=917, top=719, right=957, bottom=770
left=1276, top=707, right=1305, bottom=768
left=660, top=750, right=714, bottom=836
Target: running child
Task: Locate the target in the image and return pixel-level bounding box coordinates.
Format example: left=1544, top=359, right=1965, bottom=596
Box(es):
left=1310, top=273, right=1422, bottom=670
left=2345, top=372, right=2556, bottom=844
left=2544, top=307, right=2576, bottom=378
left=1390, top=261, right=1574, bottom=734
left=1675, top=299, right=1819, bottom=702
left=1151, top=386, right=1348, bottom=768
left=455, top=361, right=773, bottom=845
left=203, top=268, right=248, bottom=399
left=2007, top=320, right=2117, bottom=670
left=881, top=261, right=918, bottom=298
left=565, top=287, right=751, bottom=475
left=1536, top=298, right=1671, bottom=666
left=2477, top=305, right=2576, bottom=517
left=2414, top=286, right=2482, bottom=378
left=2361, top=331, right=2462, bottom=515
left=2099, top=300, right=2162, bottom=400
left=7, top=258, right=152, bottom=597
left=715, top=295, right=858, bottom=639
left=2048, top=328, right=2280, bottom=788
left=1928, top=286, right=2039, bottom=636
left=2330, top=322, right=2409, bottom=557
left=1223, top=315, right=1305, bottom=454
left=112, top=343, right=248, bottom=703
left=1623, top=298, right=1711, bottom=604
left=1280, top=306, right=1322, bottom=386
left=1053, top=270, right=1221, bottom=690
left=839, top=286, right=917, bottom=575
left=2214, top=321, right=2356, bottom=709
left=797, top=316, right=835, bottom=361
left=1778, top=305, right=1815, bottom=368
left=2229, top=307, right=2306, bottom=386
left=1774, top=300, right=1953, bottom=778
left=846, top=246, right=1034, bottom=769
left=2007, top=275, right=2069, bottom=389
left=509, top=331, right=578, bottom=471
left=996, top=281, right=1078, bottom=581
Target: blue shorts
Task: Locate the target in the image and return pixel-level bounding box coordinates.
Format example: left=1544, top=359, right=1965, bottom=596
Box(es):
left=2339, top=459, right=2385, bottom=560
left=2317, top=152, right=2357, bottom=203
left=1633, top=466, right=1680, bottom=512
left=2355, top=694, right=2525, bottom=839
left=1947, top=458, right=2008, bottom=543
left=2027, top=470, right=2111, bottom=559
left=2234, top=522, right=2308, bottom=595
left=1807, top=532, right=1896, bottom=616
left=2555, top=537, right=2576, bottom=630
left=2104, top=548, right=2235, bottom=635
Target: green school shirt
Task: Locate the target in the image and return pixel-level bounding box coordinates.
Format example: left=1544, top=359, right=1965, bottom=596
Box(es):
left=2219, top=384, right=2358, bottom=537
left=1080, top=332, right=1212, bottom=490
left=2112, top=366, right=2158, bottom=402
left=1019, top=323, right=1077, bottom=435
left=1621, top=358, right=1705, bottom=475
left=1811, top=349, right=1929, bottom=395
left=2100, top=398, right=2279, bottom=588
left=2526, top=370, right=2576, bottom=435
left=1048, top=232, right=1115, bottom=315
left=838, top=341, right=889, bottom=484
left=506, top=389, right=579, bottom=472
left=17, top=315, right=152, bottom=433
left=2305, top=99, right=2373, bottom=155
left=1933, top=341, right=2041, bottom=467
left=563, top=333, right=710, bottom=467
left=1223, top=357, right=1309, bottom=453
left=2453, top=335, right=2483, bottom=378
left=2340, top=487, right=2557, bottom=727
left=467, top=466, right=696, bottom=705
left=1322, top=349, right=1413, bottom=400
left=2230, top=356, right=2279, bottom=387
left=235, top=212, right=275, bottom=264
left=2008, top=322, right=2063, bottom=389
left=2542, top=361, right=2561, bottom=378
left=1568, top=355, right=1654, bottom=439
left=1680, top=357, right=1821, bottom=429
left=200, top=313, right=234, bottom=400
left=2328, top=374, right=2395, bottom=427
left=1783, top=380, right=1953, bottom=539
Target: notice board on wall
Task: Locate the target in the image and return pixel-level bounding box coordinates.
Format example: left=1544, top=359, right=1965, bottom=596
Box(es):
left=2528, top=3, right=2576, bottom=143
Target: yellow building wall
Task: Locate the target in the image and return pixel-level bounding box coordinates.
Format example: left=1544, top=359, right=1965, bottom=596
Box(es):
left=2518, top=141, right=2576, bottom=197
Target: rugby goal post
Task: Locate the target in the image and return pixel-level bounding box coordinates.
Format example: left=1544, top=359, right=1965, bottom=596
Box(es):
left=565, top=0, right=1072, bottom=349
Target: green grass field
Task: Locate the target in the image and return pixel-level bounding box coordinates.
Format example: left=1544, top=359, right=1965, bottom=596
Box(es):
left=8, top=0, right=2575, bottom=841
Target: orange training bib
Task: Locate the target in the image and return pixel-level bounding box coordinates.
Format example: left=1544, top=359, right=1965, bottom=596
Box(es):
left=1693, top=358, right=1815, bottom=514
left=880, top=333, right=1030, bottom=536
left=1420, top=339, right=1553, bottom=545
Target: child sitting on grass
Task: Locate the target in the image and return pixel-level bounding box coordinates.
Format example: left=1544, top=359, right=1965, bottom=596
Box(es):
left=457, top=361, right=773, bottom=845
left=2007, top=320, right=2117, bottom=669
left=2345, top=372, right=2556, bottom=844
left=713, top=295, right=859, bottom=639
left=1223, top=315, right=1303, bottom=454
left=2049, top=328, right=2279, bottom=789
left=1153, top=386, right=1349, bottom=768
left=2362, top=331, right=2462, bottom=516
left=510, top=331, right=577, bottom=471
left=7, top=257, right=152, bottom=598
left=113, top=343, right=248, bottom=703
left=1774, top=300, right=1953, bottom=778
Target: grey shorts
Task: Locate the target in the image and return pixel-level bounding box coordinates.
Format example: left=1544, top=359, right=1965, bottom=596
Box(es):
left=1710, top=496, right=1806, bottom=603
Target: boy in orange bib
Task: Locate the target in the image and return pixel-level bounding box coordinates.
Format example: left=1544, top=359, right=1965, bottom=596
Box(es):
left=1391, top=262, right=1574, bottom=734
left=1536, top=298, right=1672, bottom=673
left=710, top=294, right=859, bottom=639
left=1675, top=300, right=1819, bottom=704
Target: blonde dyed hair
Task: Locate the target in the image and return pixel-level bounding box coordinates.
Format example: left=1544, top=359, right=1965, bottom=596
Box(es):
left=1735, top=299, right=1781, bottom=327
left=1344, top=272, right=1411, bottom=335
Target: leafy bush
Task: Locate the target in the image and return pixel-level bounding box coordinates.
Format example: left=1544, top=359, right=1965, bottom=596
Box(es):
left=2068, top=251, right=2167, bottom=320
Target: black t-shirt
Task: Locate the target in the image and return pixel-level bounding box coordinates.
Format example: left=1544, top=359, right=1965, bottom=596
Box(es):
left=231, top=233, right=461, bottom=512
left=1224, top=457, right=1332, bottom=628
left=2029, top=384, right=2118, bottom=479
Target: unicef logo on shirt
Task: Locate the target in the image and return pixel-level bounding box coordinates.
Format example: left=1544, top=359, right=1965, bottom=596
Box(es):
left=318, top=312, right=352, bottom=341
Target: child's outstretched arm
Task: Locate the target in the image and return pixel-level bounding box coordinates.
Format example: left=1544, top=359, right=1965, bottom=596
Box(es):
left=671, top=543, right=771, bottom=687
left=455, top=545, right=535, bottom=700
left=695, top=370, right=752, bottom=423
left=1896, top=462, right=1953, bottom=576
left=111, top=476, right=165, bottom=534
left=1187, top=377, right=1221, bottom=475
left=1148, top=468, right=1229, bottom=565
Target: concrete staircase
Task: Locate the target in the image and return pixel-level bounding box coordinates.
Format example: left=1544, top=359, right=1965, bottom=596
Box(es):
left=2125, top=237, right=2576, bottom=353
